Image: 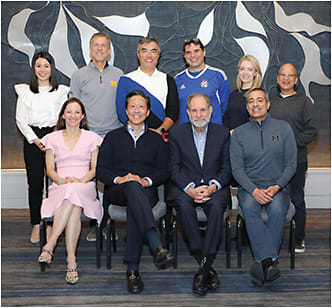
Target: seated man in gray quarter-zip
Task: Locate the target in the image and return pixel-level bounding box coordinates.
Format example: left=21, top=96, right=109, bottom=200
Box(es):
left=230, top=88, right=297, bottom=286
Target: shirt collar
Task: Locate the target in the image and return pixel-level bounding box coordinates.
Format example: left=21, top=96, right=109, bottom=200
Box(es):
left=138, top=66, right=158, bottom=77
left=191, top=124, right=208, bottom=137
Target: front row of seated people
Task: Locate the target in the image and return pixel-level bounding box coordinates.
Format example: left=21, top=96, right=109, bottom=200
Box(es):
left=38, top=88, right=296, bottom=294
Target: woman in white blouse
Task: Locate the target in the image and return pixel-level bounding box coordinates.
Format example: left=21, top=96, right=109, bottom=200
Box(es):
left=15, top=51, right=69, bottom=243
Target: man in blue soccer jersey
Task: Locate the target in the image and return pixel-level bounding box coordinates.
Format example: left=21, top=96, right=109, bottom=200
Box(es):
left=116, top=37, right=179, bottom=136
left=175, top=38, right=231, bottom=125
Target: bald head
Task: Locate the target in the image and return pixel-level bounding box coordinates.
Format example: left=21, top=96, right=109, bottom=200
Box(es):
left=277, top=63, right=298, bottom=95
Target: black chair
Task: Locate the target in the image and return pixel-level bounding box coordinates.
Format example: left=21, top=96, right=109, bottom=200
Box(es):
left=104, top=185, right=168, bottom=269
left=170, top=205, right=232, bottom=269
left=39, top=175, right=102, bottom=272
left=236, top=202, right=296, bottom=269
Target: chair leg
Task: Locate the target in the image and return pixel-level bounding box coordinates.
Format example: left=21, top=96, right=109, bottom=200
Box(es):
left=236, top=215, right=242, bottom=268
left=111, top=220, right=116, bottom=253
left=160, top=217, right=167, bottom=247
left=225, top=217, right=231, bottom=268
left=106, top=220, right=112, bottom=269
left=96, top=224, right=101, bottom=269
left=290, top=219, right=296, bottom=269
left=172, top=217, right=178, bottom=269
left=39, top=221, right=47, bottom=272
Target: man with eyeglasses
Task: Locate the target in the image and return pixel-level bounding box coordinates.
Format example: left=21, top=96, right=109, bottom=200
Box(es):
left=230, top=88, right=297, bottom=286
left=269, top=63, right=317, bottom=254
left=175, top=38, right=230, bottom=125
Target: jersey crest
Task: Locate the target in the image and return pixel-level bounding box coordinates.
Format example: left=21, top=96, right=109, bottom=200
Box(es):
left=200, top=80, right=208, bottom=88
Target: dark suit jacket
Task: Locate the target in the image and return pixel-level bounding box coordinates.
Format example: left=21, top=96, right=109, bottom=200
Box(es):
left=167, top=122, right=231, bottom=201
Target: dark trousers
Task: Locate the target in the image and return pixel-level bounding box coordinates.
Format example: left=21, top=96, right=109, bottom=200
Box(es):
left=171, top=187, right=229, bottom=258
left=290, top=162, right=308, bottom=241
left=105, top=181, right=158, bottom=264
left=23, top=126, right=54, bottom=225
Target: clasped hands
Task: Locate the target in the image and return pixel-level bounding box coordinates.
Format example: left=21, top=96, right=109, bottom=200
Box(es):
left=187, top=184, right=217, bottom=203
left=116, top=173, right=149, bottom=187
left=252, top=185, right=281, bottom=205
left=61, top=177, right=84, bottom=184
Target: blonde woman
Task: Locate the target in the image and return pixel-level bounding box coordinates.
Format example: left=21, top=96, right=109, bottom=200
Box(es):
left=223, top=55, right=262, bottom=132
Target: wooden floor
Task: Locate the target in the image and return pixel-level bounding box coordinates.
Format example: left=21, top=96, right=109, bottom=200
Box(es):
left=1, top=209, right=331, bottom=307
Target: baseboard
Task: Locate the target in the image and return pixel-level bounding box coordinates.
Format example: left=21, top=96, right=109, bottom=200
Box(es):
left=1, top=169, right=331, bottom=209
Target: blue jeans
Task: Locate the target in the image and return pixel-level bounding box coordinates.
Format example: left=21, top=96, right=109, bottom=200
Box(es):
left=237, top=187, right=290, bottom=261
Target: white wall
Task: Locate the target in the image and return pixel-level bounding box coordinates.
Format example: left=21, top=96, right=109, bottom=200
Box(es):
left=1, top=169, right=331, bottom=209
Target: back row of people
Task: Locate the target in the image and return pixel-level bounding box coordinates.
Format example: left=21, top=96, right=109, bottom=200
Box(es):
left=15, top=32, right=316, bottom=293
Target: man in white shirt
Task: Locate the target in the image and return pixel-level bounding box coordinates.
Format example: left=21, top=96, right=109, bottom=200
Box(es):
left=116, top=37, right=179, bottom=136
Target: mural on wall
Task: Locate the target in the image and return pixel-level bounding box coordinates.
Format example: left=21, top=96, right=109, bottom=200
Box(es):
left=1, top=1, right=331, bottom=168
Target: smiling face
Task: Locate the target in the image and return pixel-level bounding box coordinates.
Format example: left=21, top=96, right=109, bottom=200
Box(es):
left=277, top=64, right=298, bottom=95
left=246, top=89, right=270, bottom=122
left=184, top=43, right=206, bottom=72
left=187, top=95, right=212, bottom=129
left=239, top=60, right=257, bottom=89
left=63, top=102, right=85, bottom=128
left=34, top=57, right=51, bottom=86
left=126, top=95, right=150, bottom=128
left=90, top=36, right=111, bottom=65
left=137, top=42, right=160, bottom=74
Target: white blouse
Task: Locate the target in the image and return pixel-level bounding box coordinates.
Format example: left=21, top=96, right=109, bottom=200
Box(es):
left=15, top=84, right=69, bottom=143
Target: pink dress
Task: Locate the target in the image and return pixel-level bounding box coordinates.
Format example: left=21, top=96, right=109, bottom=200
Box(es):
left=41, top=129, right=103, bottom=225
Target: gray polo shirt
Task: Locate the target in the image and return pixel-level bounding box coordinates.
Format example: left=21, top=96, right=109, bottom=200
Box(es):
left=70, top=61, right=123, bottom=137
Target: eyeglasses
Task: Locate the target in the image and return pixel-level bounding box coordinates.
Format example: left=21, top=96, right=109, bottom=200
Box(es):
left=279, top=73, right=296, bottom=78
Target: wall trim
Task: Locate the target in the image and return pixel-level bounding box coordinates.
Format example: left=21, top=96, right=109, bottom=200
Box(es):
left=1, top=169, right=331, bottom=209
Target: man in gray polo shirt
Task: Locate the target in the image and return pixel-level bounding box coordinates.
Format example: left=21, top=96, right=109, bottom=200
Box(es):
left=70, top=32, right=123, bottom=240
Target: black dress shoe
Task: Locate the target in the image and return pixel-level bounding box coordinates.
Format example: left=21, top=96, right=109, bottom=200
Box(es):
left=250, top=261, right=265, bottom=286
left=127, top=270, right=144, bottom=294
left=153, top=245, right=174, bottom=269
left=207, top=268, right=220, bottom=290
left=192, top=272, right=208, bottom=296
left=262, top=258, right=281, bottom=282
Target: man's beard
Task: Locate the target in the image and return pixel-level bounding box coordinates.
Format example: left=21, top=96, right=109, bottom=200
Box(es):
left=189, top=115, right=211, bottom=129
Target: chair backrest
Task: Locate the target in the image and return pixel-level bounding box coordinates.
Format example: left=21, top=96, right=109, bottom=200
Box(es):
left=108, top=185, right=167, bottom=221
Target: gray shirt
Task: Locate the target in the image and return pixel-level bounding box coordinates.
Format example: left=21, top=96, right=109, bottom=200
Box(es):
left=230, top=114, right=297, bottom=194
left=69, top=61, right=123, bottom=137
left=269, top=92, right=317, bottom=163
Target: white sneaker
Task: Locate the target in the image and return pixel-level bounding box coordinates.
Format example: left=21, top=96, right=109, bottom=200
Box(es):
left=295, top=240, right=305, bottom=253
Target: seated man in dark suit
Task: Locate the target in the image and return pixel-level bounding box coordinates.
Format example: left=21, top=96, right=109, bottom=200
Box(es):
left=167, top=93, right=232, bottom=296
left=96, top=90, right=174, bottom=294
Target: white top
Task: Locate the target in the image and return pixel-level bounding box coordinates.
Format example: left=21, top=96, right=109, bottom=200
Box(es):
left=15, top=84, right=69, bottom=143
left=126, top=67, right=168, bottom=108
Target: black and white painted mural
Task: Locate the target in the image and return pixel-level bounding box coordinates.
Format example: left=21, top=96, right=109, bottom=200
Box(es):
left=2, top=1, right=330, bottom=168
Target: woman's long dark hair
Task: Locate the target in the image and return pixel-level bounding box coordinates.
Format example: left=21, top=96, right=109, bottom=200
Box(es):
left=30, top=51, right=59, bottom=93
left=55, top=97, right=89, bottom=131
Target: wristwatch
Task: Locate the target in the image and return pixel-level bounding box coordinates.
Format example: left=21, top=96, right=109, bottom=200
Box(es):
left=159, top=127, right=167, bottom=134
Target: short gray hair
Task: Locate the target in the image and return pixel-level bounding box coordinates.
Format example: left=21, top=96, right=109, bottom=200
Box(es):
left=187, top=93, right=211, bottom=109
left=137, top=37, right=161, bottom=53
left=244, top=87, right=269, bottom=103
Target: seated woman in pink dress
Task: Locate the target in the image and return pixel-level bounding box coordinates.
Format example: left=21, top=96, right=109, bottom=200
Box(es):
left=37, top=97, right=103, bottom=284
